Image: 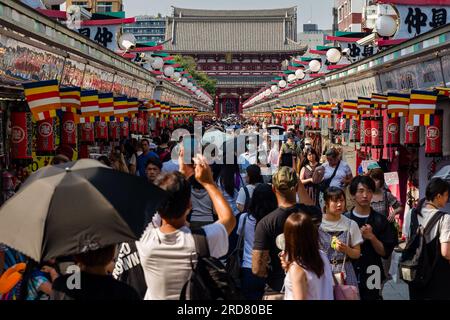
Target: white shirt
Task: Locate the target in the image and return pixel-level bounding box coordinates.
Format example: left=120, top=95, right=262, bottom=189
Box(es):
left=403, top=206, right=450, bottom=244
left=320, top=215, right=364, bottom=247
left=284, top=251, right=334, bottom=300
left=236, top=184, right=256, bottom=207
left=137, top=216, right=228, bottom=300
left=322, top=161, right=352, bottom=188
left=237, top=213, right=256, bottom=269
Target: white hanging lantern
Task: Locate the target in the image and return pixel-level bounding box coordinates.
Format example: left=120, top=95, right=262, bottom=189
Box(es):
left=295, top=69, right=305, bottom=79
left=376, top=15, right=398, bottom=37
left=271, top=85, right=278, bottom=93
left=164, top=66, right=175, bottom=77
left=190, top=86, right=197, bottom=92
left=187, top=82, right=194, bottom=89
left=287, top=74, right=296, bottom=83
left=173, top=72, right=181, bottom=81
left=264, top=89, right=271, bottom=97
left=309, top=60, right=321, bottom=73
left=326, top=48, right=342, bottom=63
left=181, top=78, right=188, bottom=86
left=151, top=57, right=164, bottom=70
left=278, top=80, right=287, bottom=88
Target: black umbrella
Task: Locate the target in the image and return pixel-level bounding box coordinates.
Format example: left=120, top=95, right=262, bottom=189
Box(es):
left=0, top=159, right=168, bottom=262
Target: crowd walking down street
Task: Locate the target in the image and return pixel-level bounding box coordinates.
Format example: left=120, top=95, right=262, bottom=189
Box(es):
left=1, top=119, right=449, bottom=301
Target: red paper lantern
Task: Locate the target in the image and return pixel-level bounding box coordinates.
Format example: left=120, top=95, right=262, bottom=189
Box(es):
left=404, top=121, right=419, bottom=147
left=386, top=117, right=400, bottom=147
left=95, top=121, right=108, bottom=140
left=10, top=112, right=32, bottom=160
left=425, top=113, right=442, bottom=157
left=61, top=112, right=77, bottom=146
left=338, top=117, right=347, bottom=132
left=36, top=119, right=56, bottom=155
left=80, top=122, right=95, bottom=144
left=109, top=121, right=120, bottom=141
left=371, top=116, right=383, bottom=148
left=350, top=119, right=360, bottom=142
left=360, top=116, right=372, bottom=147
left=121, top=121, right=129, bottom=138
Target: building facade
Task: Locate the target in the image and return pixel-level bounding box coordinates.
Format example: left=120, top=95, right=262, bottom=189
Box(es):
left=298, top=24, right=333, bottom=57
left=163, top=7, right=306, bottom=116
left=123, top=16, right=166, bottom=44
left=66, top=0, right=122, bottom=13
left=336, top=0, right=364, bottom=32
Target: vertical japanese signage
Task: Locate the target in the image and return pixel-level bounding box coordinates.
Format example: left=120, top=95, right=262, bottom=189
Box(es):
left=78, top=25, right=120, bottom=51
left=395, top=5, right=450, bottom=39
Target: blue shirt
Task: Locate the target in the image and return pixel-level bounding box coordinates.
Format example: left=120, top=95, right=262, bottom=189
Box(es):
left=137, top=151, right=159, bottom=177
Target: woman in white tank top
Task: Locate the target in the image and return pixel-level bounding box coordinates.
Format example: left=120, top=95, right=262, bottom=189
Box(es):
left=281, top=212, right=334, bottom=300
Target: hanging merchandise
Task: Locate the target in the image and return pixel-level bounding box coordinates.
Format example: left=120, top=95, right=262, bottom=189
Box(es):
left=121, top=120, right=129, bottom=138
left=36, top=118, right=56, bottom=155
left=10, top=111, right=33, bottom=160
left=360, top=116, right=372, bottom=147
left=425, top=112, right=442, bottom=157
left=386, top=117, right=400, bottom=147
left=404, top=120, right=420, bottom=147
left=80, top=122, right=95, bottom=144
left=61, top=112, right=77, bottom=146
left=109, top=121, right=120, bottom=141
left=350, top=118, right=360, bottom=142
left=95, top=121, right=108, bottom=141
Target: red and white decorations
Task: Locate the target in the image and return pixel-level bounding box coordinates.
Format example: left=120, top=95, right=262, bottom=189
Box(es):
left=425, top=112, right=443, bottom=157
left=36, top=119, right=56, bottom=155
left=80, top=122, right=95, bottom=144
left=10, top=112, right=33, bottom=160
left=61, top=112, right=77, bottom=146
left=95, top=121, right=108, bottom=141
left=386, top=117, right=400, bottom=147
left=404, top=120, right=420, bottom=147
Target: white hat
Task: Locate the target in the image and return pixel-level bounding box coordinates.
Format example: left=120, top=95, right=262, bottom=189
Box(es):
left=149, top=143, right=157, bottom=150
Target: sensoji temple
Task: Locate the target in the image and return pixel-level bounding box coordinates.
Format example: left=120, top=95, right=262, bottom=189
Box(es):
left=163, top=7, right=306, bottom=116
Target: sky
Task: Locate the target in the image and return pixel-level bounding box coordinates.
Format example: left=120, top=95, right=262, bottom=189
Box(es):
left=122, top=0, right=335, bottom=32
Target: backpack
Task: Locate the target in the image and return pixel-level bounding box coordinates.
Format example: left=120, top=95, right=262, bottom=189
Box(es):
left=399, top=206, right=444, bottom=288
left=180, top=228, right=244, bottom=300
left=225, top=215, right=248, bottom=288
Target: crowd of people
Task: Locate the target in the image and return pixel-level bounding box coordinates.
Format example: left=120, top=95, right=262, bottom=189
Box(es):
left=1, top=119, right=449, bottom=301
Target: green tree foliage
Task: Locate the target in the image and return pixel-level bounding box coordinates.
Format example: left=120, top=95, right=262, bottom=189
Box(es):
left=174, top=55, right=217, bottom=96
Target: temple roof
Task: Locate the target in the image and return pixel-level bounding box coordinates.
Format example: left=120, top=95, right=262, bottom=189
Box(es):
left=163, top=7, right=306, bottom=54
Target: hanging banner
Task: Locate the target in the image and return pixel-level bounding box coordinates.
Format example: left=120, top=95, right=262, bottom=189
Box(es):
left=95, top=121, right=108, bottom=141
left=404, top=120, right=420, bottom=147
left=350, top=118, right=361, bottom=142
left=61, top=112, right=77, bottom=146
left=425, top=112, right=443, bottom=157
left=11, top=112, right=33, bottom=160
left=386, top=117, right=400, bottom=147
left=109, top=121, right=121, bottom=141
left=138, top=111, right=146, bottom=134
left=36, top=119, right=56, bottom=155
left=361, top=117, right=372, bottom=147
left=121, top=121, right=130, bottom=138
left=80, top=122, right=95, bottom=144
left=130, top=116, right=139, bottom=134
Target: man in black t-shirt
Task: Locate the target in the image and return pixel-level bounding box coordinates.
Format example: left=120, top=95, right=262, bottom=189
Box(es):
left=346, top=176, right=398, bottom=300
left=252, top=166, right=322, bottom=294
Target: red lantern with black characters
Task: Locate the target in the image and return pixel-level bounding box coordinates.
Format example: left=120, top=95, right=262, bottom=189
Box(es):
left=95, top=121, right=108, bottom=141
left=61, top=112, right=77, bottom=146
left=338, top=117, right=346, bottom=132
left=425, top=112, right=442, bottom=157
left=360, top=116, right=372, bottom=147
left=10, top=112, right=32, bottom=160
left=37, top=119, right=56, bottom=155
left=371, top=116, right=383, bottom=148
left=404, top=121, right=419, bottom=147
left=80, top=122, right=95, bottom=144
left=386, top=117, right=400, bottom=147
left=121, top=121, right=129, bottom=138
left=109, top=121, right=120, bottom=141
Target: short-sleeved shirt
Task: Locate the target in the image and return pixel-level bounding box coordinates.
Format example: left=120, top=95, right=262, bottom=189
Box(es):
left=370, top=189, right=402, bottom=216
left=236, top=184, right=256, bottom=207
left=237, top=213, right=256, bottom=269
left=322, top=161, right=352, bottom=188
left=414, top=206, right=450, bottom=244
left=137, top=219, right=228, bottom=300
left=253, top=204, right=323, bottom=292
left=319, top=214, right=364, bottom=248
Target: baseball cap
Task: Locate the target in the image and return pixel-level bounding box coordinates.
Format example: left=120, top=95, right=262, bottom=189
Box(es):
left=272, top=166, right=298, bottom=190
left=367, top=162, right=381, bottom=171
left=149, top=142, right=157, bottom=150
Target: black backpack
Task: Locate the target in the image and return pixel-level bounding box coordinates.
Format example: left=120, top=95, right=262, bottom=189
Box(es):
left=180, top=228, right=244, bottom=300
left=399, top=206, right=444, bottom=288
